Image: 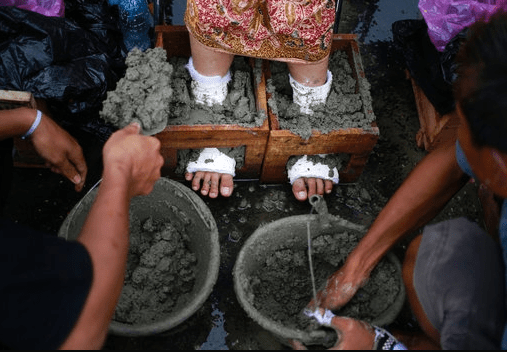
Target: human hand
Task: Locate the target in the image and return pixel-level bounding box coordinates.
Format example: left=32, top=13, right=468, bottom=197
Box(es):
left=31, top=113, right=87, bottom=192
left=289, top=309, right=376, bottom=350
left=102, top=122, right=164, bottom=198
left=309, top=267, right=369, bottom=311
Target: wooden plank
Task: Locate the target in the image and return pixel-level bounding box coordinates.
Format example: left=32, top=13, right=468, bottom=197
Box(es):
left=407, top=70, right=459, bottom=151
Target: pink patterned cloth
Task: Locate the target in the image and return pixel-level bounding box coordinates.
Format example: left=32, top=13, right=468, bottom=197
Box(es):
left=185, top=0, right=336, bottom=63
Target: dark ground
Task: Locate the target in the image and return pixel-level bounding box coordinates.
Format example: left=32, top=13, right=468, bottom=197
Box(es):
left=2, top=0, right=484, bottom=349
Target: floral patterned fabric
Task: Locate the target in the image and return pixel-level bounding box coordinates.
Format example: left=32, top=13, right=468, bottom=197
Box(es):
left=185, top=0, right=336, bottom=63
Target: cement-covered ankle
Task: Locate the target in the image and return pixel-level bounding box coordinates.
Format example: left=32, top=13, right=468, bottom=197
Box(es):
left=186, top=147, right=236, bottom=176
left=186, top=57, right=231, bottom=106
left=289, top=70, right=333, bottom=115
left=286, top=154, right=339, bottom=185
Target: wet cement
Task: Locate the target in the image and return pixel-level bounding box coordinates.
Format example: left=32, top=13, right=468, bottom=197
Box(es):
left=267, top=50, right=376, bottom=140
left=3, top=0, right=487, bottom=349
left=167, top=56, right=265, bottom=127
left=249, top=231, right=400, bottom=331
left=115, top=216, right=197, bottom=325
left=100, top=47, right=173, bottom=135
left=100, top=48, right=265, bottom=134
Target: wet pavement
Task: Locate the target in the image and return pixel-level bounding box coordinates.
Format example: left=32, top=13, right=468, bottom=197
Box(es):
left=3, top=0, right=485, bottom=350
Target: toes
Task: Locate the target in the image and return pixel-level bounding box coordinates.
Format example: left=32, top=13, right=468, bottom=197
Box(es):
left=325, top=180, right=334, bottom=194
left=220, top=174, right=234, bottom=197
left=315, top=178, right=325, bottom=195
left=292, top=178, right=308, bottom=201
left=200, top=173, right=212, bottom=196
left=306, top=178, right=317, bottom=198
left=191, top=171, right=204, bottom=192
left=208, top=173, right=220, bottom=198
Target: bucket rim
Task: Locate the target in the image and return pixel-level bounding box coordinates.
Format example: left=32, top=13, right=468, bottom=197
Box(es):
left=58, top=177, right=221, bottom=336
left=233, top=213, right=405, bottom=345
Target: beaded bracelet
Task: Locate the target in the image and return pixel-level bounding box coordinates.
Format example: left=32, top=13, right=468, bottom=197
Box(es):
left=21, top=110, right=42, bottom=140
left=373, top=326, right=407, bottom=350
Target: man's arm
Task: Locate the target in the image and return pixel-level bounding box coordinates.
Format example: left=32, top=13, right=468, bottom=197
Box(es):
left=316, top=140, right=470, bottom=310
left=0, top=107, right=87, bottom=191
left=58, top=123, right=164, bottom=349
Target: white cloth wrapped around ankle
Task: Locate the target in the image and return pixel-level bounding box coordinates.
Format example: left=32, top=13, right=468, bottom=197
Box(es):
left=186, top=148, right=236, bottom=176
left=186, top=57, right=231, bottom=106
left=289, top=70, right=333, bottom=115
left=287, top=154, right=339, bottom=185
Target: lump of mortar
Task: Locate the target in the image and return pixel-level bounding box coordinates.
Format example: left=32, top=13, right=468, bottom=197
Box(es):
left=114, top=216, right=197, bottom=325
left=167, top=57, right=266, bottom=127
left=267, top=50, right=376, bottom=139
left=175, top=147, right=246, bottom=175
left=247, top=231, right=401, bottom=332
left=100, top=47, right=174, bottom=135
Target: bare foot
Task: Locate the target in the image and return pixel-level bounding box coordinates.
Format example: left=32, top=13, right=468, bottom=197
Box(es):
left=292, top=177, right=334, bottom=201
left=185, top=171, right=234, bottom=198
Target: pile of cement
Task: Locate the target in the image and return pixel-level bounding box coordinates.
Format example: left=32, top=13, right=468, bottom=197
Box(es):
left=248, top=231, right=401, bottom=331
left=266, top=50, right=376, bottom=139
left=100, top=47, right=173, bottom=135
left=99, top=48, right=266, bottom=134
left=114, top=216, right=197, bottom=325
left=167, top=56, right=266, bottom=127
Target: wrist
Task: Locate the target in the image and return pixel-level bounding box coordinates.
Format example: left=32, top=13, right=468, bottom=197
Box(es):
left=372, top=326, right=407, bottom=350
left=21, top=109, right=42, bottom=139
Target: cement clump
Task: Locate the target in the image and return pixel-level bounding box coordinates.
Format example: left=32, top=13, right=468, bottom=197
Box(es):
left=100, top=47, right=173, bottom=135
left=114, top=216, right=197, bottom=325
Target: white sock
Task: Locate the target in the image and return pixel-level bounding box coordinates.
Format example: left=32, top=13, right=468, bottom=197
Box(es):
left=287, top=154, right=339, bottom=185
left=186, top=148, right=236, bottom=176
left=289, top=70, right=333, bottom=115
left=186, top=57, right=231, bottom=106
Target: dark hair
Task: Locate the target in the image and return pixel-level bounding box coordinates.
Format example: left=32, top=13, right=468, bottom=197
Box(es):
left=454, top=10, right=507, bottom=152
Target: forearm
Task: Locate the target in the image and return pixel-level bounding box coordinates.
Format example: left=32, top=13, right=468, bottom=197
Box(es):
left=61, top=172, right=131, bottom=349
left=0, top=107, right=37, bottom=140
left=346, top=142, right=470, bottom=276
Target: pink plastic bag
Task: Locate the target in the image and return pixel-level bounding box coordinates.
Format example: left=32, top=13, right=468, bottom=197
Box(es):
left=0, top=0, right=64, bottom=17
left=419, top=0, right=507, bottom=51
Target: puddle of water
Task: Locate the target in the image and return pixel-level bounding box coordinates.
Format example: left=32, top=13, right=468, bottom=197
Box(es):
left=354, top=0, right=422, bottom=43
left=199, top=298, right=228, bottom=350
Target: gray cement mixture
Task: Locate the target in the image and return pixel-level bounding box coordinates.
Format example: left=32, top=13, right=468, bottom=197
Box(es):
left=248, top=231, right=401, bottom=331
left=167, top=56, right=266, bottom=127
left=100, top=47, right=174, bottom=135
left=100, top=47, right=266, bottom=133
left=267, top=50, right=376, bottom=140
left=114, top=216, right=197, bottom=325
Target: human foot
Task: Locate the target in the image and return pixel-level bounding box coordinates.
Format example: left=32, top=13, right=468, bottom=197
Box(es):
left=287, top=154, right=339, bottom=202
left=185, top=147, right=236, bottom=198
left=185, top=171, right=234, bottom=198
left=292, top=177, right=334, bottom=201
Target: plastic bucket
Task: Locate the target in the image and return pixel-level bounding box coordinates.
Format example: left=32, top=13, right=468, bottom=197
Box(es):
left=58, top=177, right=220, bottom=336
left=233, top=211, right=405, bottom=347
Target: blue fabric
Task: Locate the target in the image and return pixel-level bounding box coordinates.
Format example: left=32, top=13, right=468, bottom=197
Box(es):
left=456, top=141, right=507, bottom=349
left=0, top=218, right=93, bottom=349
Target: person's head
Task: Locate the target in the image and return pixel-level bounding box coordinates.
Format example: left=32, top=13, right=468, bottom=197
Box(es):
left=454, top=10, right=507, bottom=198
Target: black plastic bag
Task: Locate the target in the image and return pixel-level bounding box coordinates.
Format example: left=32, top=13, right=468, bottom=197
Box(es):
left=0, top=1, right=127, bottom=141
left=392, top=19, right=467, bottom=116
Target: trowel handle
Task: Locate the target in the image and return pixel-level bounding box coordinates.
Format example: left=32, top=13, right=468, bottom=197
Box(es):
left=309, top=194, right=328, bottom=215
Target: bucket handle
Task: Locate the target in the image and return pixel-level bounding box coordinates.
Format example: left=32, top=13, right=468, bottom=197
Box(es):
left=309, top=194, right=328, bottom=215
